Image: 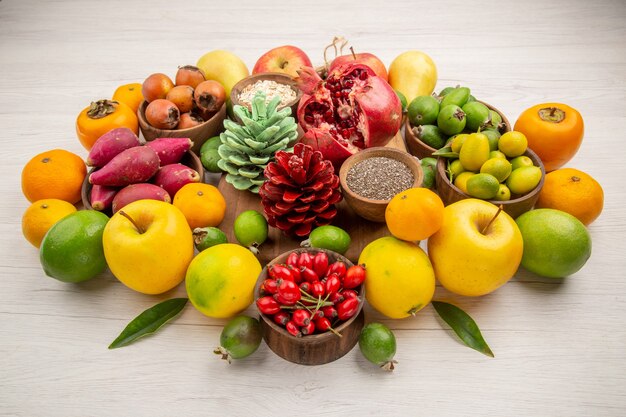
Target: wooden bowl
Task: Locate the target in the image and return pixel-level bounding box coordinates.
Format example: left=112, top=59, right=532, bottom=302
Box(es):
left=137, top=100, right=226, bottom=155
left=255, top=248, right=364, bottom=366
left=81, top=150, right=204, bottom=213
left=339, top=147, right=424, bottom=223
left=404, top=101, right=511, bottom=160
left=435, top=148, right=545, bottom=219
left=230, top=72, right=302, bottom=121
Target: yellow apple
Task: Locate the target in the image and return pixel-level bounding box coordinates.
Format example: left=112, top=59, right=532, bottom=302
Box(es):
left=427, top=199, right=523, bottom=296
left=388, top=50, right=438, bottom=104
left=103, top=200, right=194, bottom=295
left=196, top=50, right=249, bottom=97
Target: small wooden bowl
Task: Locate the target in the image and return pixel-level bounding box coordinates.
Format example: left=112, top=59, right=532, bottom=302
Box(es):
left=339, top=147, right=424, bottom=223
left=230, top=72, right=302, bottom=121
left=81, top=150, right=204, bottom=213
left=255, top=248, right=364, bottom=366
left=435, top=148, right=545, bottom=219
left=137, top=101, right=226, bottom=155
left=404, top=101, right=511, bottom=160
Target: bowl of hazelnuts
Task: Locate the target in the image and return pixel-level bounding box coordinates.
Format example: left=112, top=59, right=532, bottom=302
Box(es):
left=137, top=65, right=227, bottom=154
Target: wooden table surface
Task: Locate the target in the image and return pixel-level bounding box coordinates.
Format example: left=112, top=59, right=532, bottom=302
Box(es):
left=1, top=1, right=625, bottom=416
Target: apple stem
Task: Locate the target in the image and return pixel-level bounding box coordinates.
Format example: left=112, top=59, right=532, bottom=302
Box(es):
left=350, top=46, right=357, bottom=60
left=118, top=210, right=145, bottom=234
left=481, top=205, right=503, bottom=235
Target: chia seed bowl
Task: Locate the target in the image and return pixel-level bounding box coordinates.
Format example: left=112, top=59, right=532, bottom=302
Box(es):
left=339, top=147, right=423, bottom=222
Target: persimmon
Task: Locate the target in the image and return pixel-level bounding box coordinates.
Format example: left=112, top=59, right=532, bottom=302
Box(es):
left=76, top=100, right=138, bottom=150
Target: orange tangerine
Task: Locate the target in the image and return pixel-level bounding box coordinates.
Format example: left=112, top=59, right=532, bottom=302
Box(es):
left=385, top=188, right=444, bottom=241
left=22, top=199, right=77, bottom=248
left=173, top=183, right=226, bottom=229
left=21, top=149, right=86, bottom=204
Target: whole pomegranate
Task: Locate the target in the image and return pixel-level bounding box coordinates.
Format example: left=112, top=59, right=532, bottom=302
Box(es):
left=296, top=63, right=402, bottom=167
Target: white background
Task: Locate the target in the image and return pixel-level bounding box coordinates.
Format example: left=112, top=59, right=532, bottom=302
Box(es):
left=1, top=0, right=625, bottom=416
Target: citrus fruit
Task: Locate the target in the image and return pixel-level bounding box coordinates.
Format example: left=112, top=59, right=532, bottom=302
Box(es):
left=201, top=148, right=222, bottom=173
left=40, top=210, right=109, bottom=283
left=514, top=103, right=584, bottom=172
left=515, top=208, right=591, bottom=278
left=459, top=133, right=490, bottom=171
left=193, top=227, right=228, bottom=252
left=510, top=155, right=534, bottom=170
left=112, top=83, right=144, bottom=114
left=489, top=150, right=507, bottom=159
left=234, top=210, right=268, bottom=253
left=480, top=158, right=512, bottom=182
left=200, top=136, right=222, bottom=153
left=22, top=199, right=77, bottom=248
left=358, top=236, right=435, bottom=318
left=453, top=171, right=475, bottom=194
left=535, top=168, right=603, bottom=225
left=466, top=173, right=500, bottom=200
left=407, top=95, right=439, bottom=126
left=214, top=315, right=262, bottom=363
left=449, top=159, right=465, bottom=178
left=21, top=149, right=87, bottom=204
left=385, top=188, right=444, bottom=241
left=301, top=225, right=351, bottom=255
left=450, top=133, right=469, bottom=154
left=481, top=129, right=501, bottom=151
left=173, top=183, right=226, bottom=229
left=359, top=323, right=397, bottom=371
left=494, top=184, right=511, bottom=201
left=186, top=243, right=262, bottom=318
left=498, top=131, right=528, bottom=157
left=506, top=166, right=542, bottom=195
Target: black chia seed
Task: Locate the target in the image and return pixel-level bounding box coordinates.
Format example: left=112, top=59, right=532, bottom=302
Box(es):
left=346, top=157, right=414, bottom=200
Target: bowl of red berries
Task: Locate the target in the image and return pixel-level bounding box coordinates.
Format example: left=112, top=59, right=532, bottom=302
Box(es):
left=254, top=248, right=366, bottom=365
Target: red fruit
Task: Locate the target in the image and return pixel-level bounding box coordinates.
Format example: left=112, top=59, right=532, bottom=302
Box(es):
left=314, top=317, right=331, bottom=332
left=337, top=298, right=359, bottom=321
left=273, top=311, right=290, bottom=327
left=177, top=113, right=204, bottom=129
left=310, top=281, right=325, bottom=298
left=277, top=279, right=301, bottom=305
left=299, top=282, right=311, bottom=293
left=292, top=309, right=311, bottom=327
left=330, top=52, right=388, bottom=81
left=300, top=267, right=318, bottom=283
left=89, top=146, right=160, bottom=187
left=342, top=289, right=359, bottom=300
left=142, top=73, right=174, bottom=103
left=268, top=264, right=294, bottom=282
left=327, top=261, right=347, bottom=278
left=87, top=127, right=141, bottom=168
left=145, top=99, right=180, bottom=129
left=145, top=137, right=192, bottom=165
left=259, top=144, right=342, bottom=237
left=90, top=184, right=118, bottom=212
left=329, top=291, right=344, bottom=304
left=298, top=252, right=313, bottom=269
left=175, top=65, right=205, bottom=89
left=296, top=63, right=402, bottom=168
left=313, top=252, right=329, bottom=278
left=256, top=296, right=281, bottom=315
left=343, top=264, right=366, bottom=289
left=301, top=321, right=316, bottom=335
left=286, top=252, right=299, bottom=268
left=112, top=183, right=170, bottom=213
left=321, top=305, right=337, bottom=319
left=325, top=274, right=341, bottom=295
left=311, top=310, right=324, bottom=320
left=286, top=321, right=302, bottom=337
left=166, top=85, right=195, bottom=113
left=288, top=266, right=302, bottom=283
left=194, top=80, right=225, bottom=113
left=262, top=279, right=278, bottom=294
left=152, top=163, right=200, bottom=198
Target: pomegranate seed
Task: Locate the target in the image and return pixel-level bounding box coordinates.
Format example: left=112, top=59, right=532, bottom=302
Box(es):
left=256, top=296, right=281, bottom=315
left=342, top=129, right=350, bottom=138
left=301, top=321, right=316, bottom=335
left=292, top=309, right=311, bottom=327
left=273, top=311, right=290, bottom=326
left=262, top=279, right=278, bottom=294
left=311, top=281, right=325, bottom=297
left=286, top=321, right=301, bottom=337
left=277, top=279, right=301, bottom=305
left=337, top=298, right=359, bottom=321
left=313, top=252, right=329, bottom=278
left=300, top=267, right=319, bottom=283
left=327, top=261, right=347, bottom=278
left=314, top=317, right=331, bottom=332
left=286, top=252, right=299, bottom=268
left=321, top=305, right=337, bottom=319
left=359, top=71, right=368, bottom=80
left=334, top=91, right=341, bottom=98
left=344, top=264, right=366, bottom=289
left=298, top=252, right=313, bottom=269
left=304, top=114, right=314, bottom=124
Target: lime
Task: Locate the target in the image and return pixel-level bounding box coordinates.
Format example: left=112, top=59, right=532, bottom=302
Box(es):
left=408, top=95, right=440, bottom=126
left=453, top=171, right=475, bottom=194
left=437, top=104, right=466, bottom=136
left=214, top=315, right=262, bottom=363
left=494, top=184, right=511, bottom=201
left=480, top=158, right=512, bottom=182
left=234, top=210, right=268, bottom=254
left=359, top=323, right=397, bottom=371
left=193, top=226, right=228, bottom=252
left=466, top=173, right=500, bottom=199
left=200, top=136, right=222, bottom=153
left=506, top=166, right=542, bottom=195
left=489, top=150, right=507, bottom=159
left=516, top=209, right=591, bottom=278
left=498, top=131, right=528, bottom=157
left=459, top=133, right=490, bottom=171
left=481, top=129, right=501, bottom=151
left=450, top=133, right=469, bottom=154
left=39, top=210, right=109, bottom=283
left=462, top=101, right=490, bottom=131
left=201, top=148, right=222, bottom=173
left=395, top=90, right=408, bottom=113
left=301, top=225, right=351, bottom=254
left=510, top=155, right=534, bottom=171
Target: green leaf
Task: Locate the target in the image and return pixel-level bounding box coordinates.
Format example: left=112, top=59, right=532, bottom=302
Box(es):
left=432, top=146, right=459, bottom=158
left=109, top=298, right=188, bottom=349
left=432, top=301, right=494, bottom=357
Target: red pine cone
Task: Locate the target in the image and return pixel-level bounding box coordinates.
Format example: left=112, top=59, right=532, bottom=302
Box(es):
left=259, top=143, right=342, bottom=237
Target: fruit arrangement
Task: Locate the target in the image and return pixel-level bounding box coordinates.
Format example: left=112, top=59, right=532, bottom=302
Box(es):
left=18, top=41, right=605, bottom=371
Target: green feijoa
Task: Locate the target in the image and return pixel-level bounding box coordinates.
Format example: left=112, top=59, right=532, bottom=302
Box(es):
left=201, top=148, right=222, bottom=173
left=440, top=87, right=471, bottom=109
left=214, top=316, right=262, bottom=363
left=359, top=323, right=397, bottom=371
left=437, top=105, right=466, bottom=136
left=193, top=227, right=228, bottom=252
left=420, top=157, right=437, bottom=189
left=413, top=124, right=447, bottom=149
left=481, top=129, right=501, bottom=151
left=234, top=210, right=268, bottom=254
left=395, top=90, right=408, bottom=113
left=407, top=95, right=440, bottom=126
left=438, top=86, right=455, bottom=97
left=301, top=225, right=351, bottom=255
left=467, top=95, right=477, bottom=103
left=462, top=101, right=491, bottom=132
left=420, top=157, right=437, bottom=171
left=485, top=110, right=503, bottom=130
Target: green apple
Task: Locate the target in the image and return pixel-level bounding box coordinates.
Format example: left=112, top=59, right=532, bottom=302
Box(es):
left=427, top=199, right=523, bottom=296
left=103, top=200, right=194, bottom=295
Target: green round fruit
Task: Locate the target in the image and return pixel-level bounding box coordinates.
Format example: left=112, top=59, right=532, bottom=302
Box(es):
left=438, top=86, right=455, bottom=97
left=408, top=95, right=440, bottom=126
left=506, top=166, right=542, bottom=195
left=359, top=323, right=397, bottom=371
left=515, top=209, right=592, bottom=278
left=193, top=227, right=228, bottom=252
left=481, top=128, right=501, bottom=151
left=414, top=124, right=446, bottom=149
left=301, top=225, right=351, bottom=254
left=420, top=157, right=437, bottom=190
left=234, top=210, right=268, bottom=253
left=201, top=148, right=222, bottom=173
left=214, top=315, right=262, bottom=363
left=466, top=173, right=500, bottom=200
left=510, top=155, right=534, bottom=171
left=462, top=101, right=490, bottom=132
left=494, top=184, right=511, bottom=201
left=200, top=136, right=222, bottom=153
left=487, top=110, right=503, bottom=130
left=439, top=87, right=470, bottom=109
left=480, top=157, right=512, bottom=182
left=39, top=210, right=109, bottom=283
left=395, top=90, right=408, bottom=113
left=437, top=105, right=466, bottom=136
